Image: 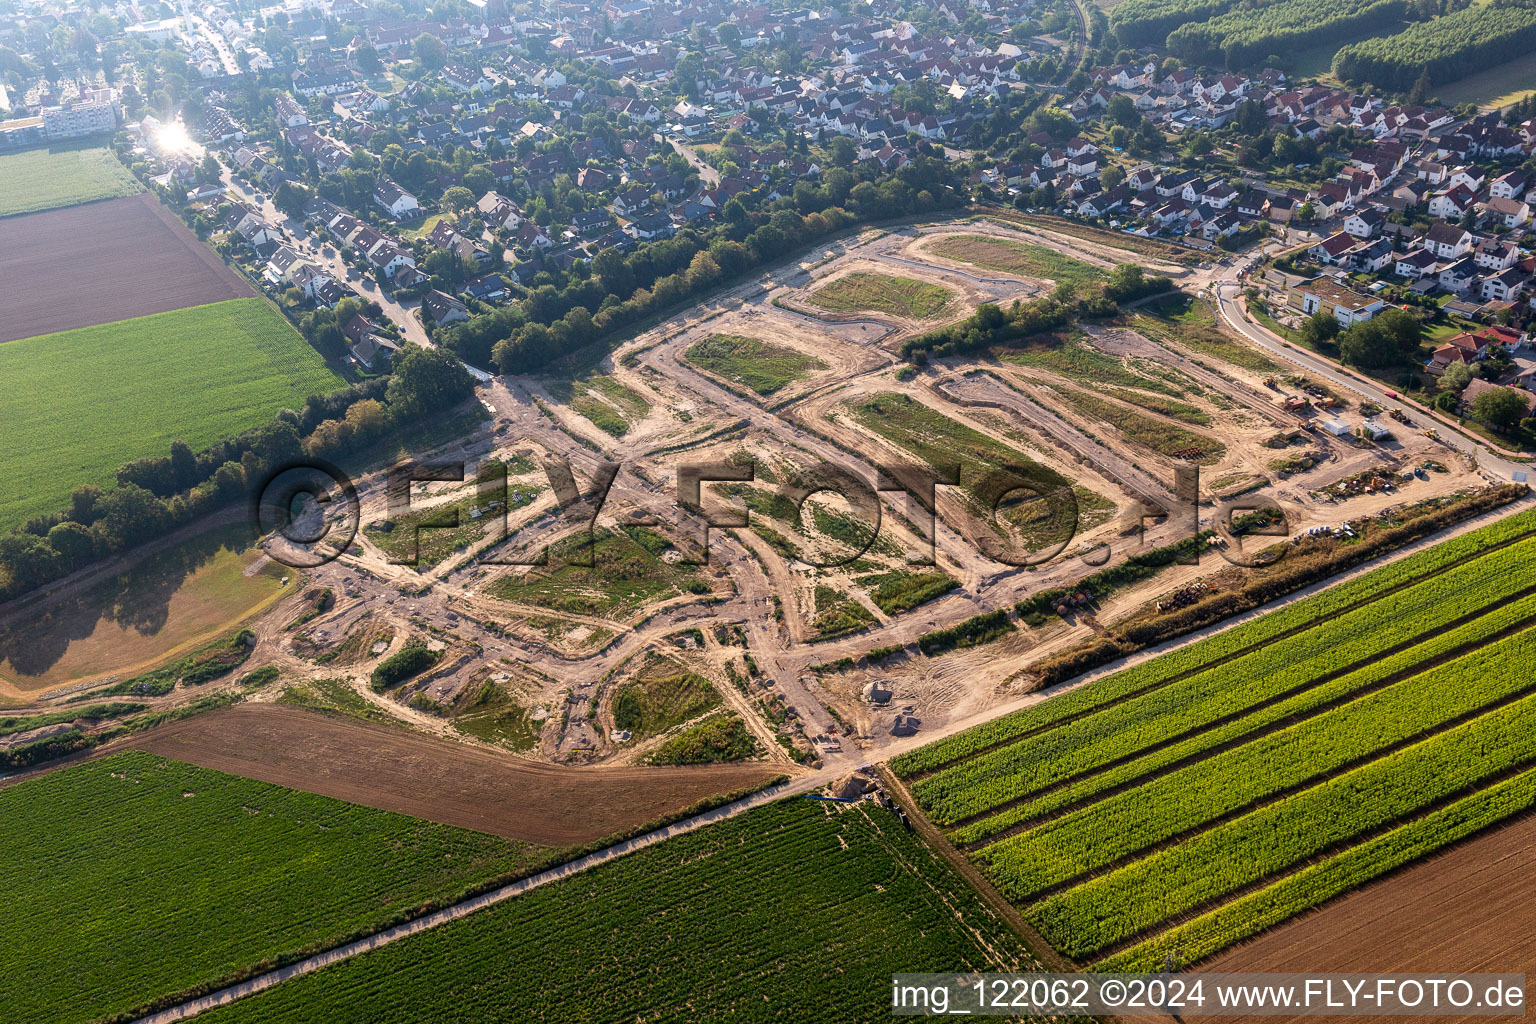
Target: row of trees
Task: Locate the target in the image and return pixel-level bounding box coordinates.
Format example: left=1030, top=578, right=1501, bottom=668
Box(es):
left=1332, top=0, right=1536, bottom=89
left=1166, top=0, right=1408, bottom=69
left=442, top=158, right=965, bottom=374
left=901, top=265, right=1173, bottom=360
left=0, top=348, right=474, bottom=600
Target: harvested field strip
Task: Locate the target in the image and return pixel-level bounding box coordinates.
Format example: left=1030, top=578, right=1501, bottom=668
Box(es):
left=1050, top=384, right=1225, bottom=464
left=0, top=192, right=253, bottom=343
left=981, top=627, right=1536, bottom=901
left=1034, top=691, right=1536, bottom=958
left=1098, top=769, right=1536, bottom=971
left=809, top=272, right=952, bottom=318
left=951, top=587, right=1536, bottom=846
left=916, top=539, right=1536, bottom=827
left=927, top=234, right=1105, bottom=290
left=132, top=703, right=782, bottom=847
left=890, top=508, right=1536, bottom=777
left=189, top=801, right=1040, bottom=1023
left=0, top=751, right=559, bottom=1024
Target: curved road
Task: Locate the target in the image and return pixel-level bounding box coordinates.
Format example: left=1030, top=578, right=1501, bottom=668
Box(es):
left=1209, top=259, right=1528, bottom=483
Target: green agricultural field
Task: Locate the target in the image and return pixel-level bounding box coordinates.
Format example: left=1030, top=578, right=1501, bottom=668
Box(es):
left=0, top=752, right=560, bottom=1024
left=193, top=800, right=1041, bottom=1023
left=684, top=333, right=828, bottom=395
left=809, top=272, right=952, bottom=318
left=927, top=234, right=1105, bottom=291
left=0, top=298, right=342, bottom=530
left=0, top=143, right=142, bottom=217
left=891, top=508, right=1536, bottom=970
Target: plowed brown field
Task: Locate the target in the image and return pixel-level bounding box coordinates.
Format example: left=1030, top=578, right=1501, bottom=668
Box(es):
left=1192, top=812, right=1536, bottom=1023
left=0, top=192, right=252, bottom=343
left=127, top=703, right=783, bottom=845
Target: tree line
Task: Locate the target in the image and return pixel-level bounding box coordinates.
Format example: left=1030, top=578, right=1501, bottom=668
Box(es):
left=0, top=348, right=474, bottom=601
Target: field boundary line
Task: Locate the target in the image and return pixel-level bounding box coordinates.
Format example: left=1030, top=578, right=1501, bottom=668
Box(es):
left=876, top=765, right=1084, bottom=977
left=126, top=774, right=828, bottom=1024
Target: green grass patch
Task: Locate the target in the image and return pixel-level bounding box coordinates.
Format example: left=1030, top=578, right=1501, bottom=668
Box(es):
left=0, top=298, right=343, bottom=530
left=811, top=585, right=877, bottom=639
left=452, top=679, right=541, bottom=750
left=611, top=661, right=720, bottom=741
left=1133, top=296, right=1281, bottom=373
left=1050, top=385, right=1226, bottom=464
left=644, top=712, right=762, bottom=765
left=809, top=272, right=952, bottom=318
left=0, top=751, right=560, bottom=1024
left=278, top=677, right=402, bottom=726
left=684, top=334, right=827, bottom=395
left=859, top=569, right=959, bottom=615
left=0, top=143, right=142, bottom=217
left=488, top=526, right=710, bottom=619
left=999, top=333, right=1183, bottom=394
left=917, top=610, right=1016, bottom=656
left=928, top=234, right=1105, bottom=290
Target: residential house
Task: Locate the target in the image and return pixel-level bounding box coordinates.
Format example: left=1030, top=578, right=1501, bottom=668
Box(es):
left=422, top=289, right=471, bottom=327
left=1288, top=276, right=1385, bottom=326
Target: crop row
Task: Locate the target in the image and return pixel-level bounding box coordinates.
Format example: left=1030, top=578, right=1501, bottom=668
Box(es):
left=890, top=506, right=1536, bottom=778
left=1166, top=0, right=1407, bottom=68
left=1097, top=767, right=1536, bottom=971
left=1032, top=689, right=1536, bottom=958
left=950, top=588, right=1536, bottom=845
left=1332, top=0, right=1536, bottom=89
left=1110, top=0, right=1237, bottom=47
left=979, top=626, right=1536, bottom=901
left=2, top=752, right=558, bottom=1024
left=914, top=539, right=1536, bottom=826
left=190, top=802, right=1037, bottom=1023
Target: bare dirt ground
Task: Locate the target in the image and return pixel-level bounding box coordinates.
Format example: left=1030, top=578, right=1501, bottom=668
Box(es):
left=128, top=702, right=785, bottom=846
left=1194, top=811, right=1536, bottom=1022
left=0, top=193, right=253, bottom=342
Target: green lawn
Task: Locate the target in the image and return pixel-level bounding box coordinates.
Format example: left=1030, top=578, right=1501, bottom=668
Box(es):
left=928, top=234, right=1105, bottom=291
left=0, top=143, right=143, bottom=217
left=0, top=751, right=560, bottom=1024
left=809, top=272, right=953, bottom=318
left=684, top=334, right=828, bottom=395
left=193, top=801, right=1039, bottom=1023
left=0, top=298, right=342, bottom=529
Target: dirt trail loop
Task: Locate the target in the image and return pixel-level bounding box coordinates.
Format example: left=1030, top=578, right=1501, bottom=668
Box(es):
left=131, top=703, right=791, bottom=846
